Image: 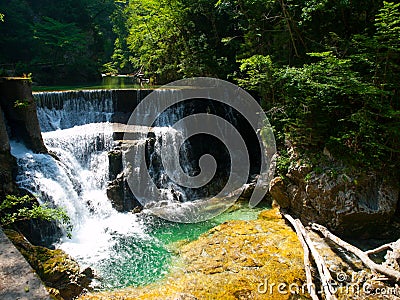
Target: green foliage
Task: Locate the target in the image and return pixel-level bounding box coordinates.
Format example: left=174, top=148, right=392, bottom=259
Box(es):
left=0, top=12, right=4, bottom=22
left=276, top=149, right=291, bottom=178
left=233, top=2, right=399, bottom=175
left=236, top=55, right=275, bottom=108
left=0, top=0, right=116, bottom=84
left=1, top=0, right=399, bottom=176
left=14, top=99, right=30, bottom=108
left=33, top=17, right=87, bottom=57
left=0, top=195, right=72, bottom=238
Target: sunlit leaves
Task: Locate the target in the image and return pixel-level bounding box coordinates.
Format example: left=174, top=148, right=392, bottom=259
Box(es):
left=0, top=195, right=72, bottom=238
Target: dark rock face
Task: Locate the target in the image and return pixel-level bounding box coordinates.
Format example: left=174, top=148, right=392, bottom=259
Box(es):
left=0, top=105, right=10, bottom=153
left=108, top=149, right=123, bottom=181
left=0, top=150, right=17, bottom=198
left=0, top=78, right=47, bottom=153
left=0, top=99, right=18, bottom=198
left=5, top=229, right=93, bottom=300
left=106, top=175, right=141, bottom=212
left=106, top=149, right=141, bottom=212
left=16, top=217, right=63, bottom=248
left=270, top=152, right=399, bottom=237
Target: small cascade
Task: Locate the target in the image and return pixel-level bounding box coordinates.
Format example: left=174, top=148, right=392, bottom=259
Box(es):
left=11, top=123, right=146, bottom=270
left=35, top=90, right=114, bottom=132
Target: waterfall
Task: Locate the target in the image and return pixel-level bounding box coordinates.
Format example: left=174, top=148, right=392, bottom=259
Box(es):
left=10, top=122, right=147, bottom=266
left=10, top=85, right=264, bottom=288
left=11, top=89, right=194, bottom=287
left=35, top=90, right=114, bottom=132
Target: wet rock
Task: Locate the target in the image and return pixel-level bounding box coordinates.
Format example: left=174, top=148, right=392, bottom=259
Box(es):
left=106, top=174, right=125, bottom=211
left=241, top=182, right=255, bottom=199
left=108, top=149, right=123, bottom=181
left=4, top=229, right=93, bottom=300
left=106, top=173, right=141, bottom=212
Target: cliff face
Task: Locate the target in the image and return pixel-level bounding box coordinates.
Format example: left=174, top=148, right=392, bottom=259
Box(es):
left=270, top=149, right=399, bottom=237
left=0, top=78, right=48, bottom=198
left=0, top=78, right=47, bottom=153
left=0, top=98, right=17, bottom=198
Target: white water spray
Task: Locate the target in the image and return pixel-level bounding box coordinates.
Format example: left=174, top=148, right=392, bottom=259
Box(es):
left=11, top=123, right=146, bottom=268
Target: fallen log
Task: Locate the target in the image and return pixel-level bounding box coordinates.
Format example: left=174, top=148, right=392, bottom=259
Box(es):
left=282, top=212, right=337, bottom=300
left=281, top=213, right=319, bottom=300
left=365, top=243, right=393, bottom=256
left=311, top=223, right=400, bottom=281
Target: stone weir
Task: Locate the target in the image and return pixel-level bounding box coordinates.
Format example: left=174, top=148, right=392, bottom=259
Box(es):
left=33, top=88, right=262, bottom=214
left=34, top=89, right=153, bottom=128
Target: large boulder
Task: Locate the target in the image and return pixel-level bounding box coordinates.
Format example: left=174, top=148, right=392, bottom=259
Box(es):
left=268, top=177, right=290, bottom=208
left=273, top=155, right=399, bottom=237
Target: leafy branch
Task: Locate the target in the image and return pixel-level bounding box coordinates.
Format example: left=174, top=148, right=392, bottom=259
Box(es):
left=0, top=195, right=72, bottom=238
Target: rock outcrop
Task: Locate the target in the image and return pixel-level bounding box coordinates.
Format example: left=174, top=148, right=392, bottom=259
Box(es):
left=0, top=105, right=17, bottom=198
left=0, top=78, right=47, bottom=153
left=106, top=148, right=141, bottom=211
left=269, top=151, right=399, bottom=237
left=5, top=229, right=93, bottom=300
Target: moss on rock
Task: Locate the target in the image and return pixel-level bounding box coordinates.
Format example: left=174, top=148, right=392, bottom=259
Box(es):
left=4, top=229, right=93, bottom=300
left=80, top=208, right=308, bottom=299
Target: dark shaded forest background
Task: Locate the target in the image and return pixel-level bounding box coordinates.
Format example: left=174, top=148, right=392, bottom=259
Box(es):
left=0, top=0, right=399, bottom=176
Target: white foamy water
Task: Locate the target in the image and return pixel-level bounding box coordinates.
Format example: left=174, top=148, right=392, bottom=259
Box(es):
left=11, top=123, right=148, bottom=267
left=35, top=90, right=114, bottom=132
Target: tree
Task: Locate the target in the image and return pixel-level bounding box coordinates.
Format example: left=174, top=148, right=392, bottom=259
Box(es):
left=0, top=0, right=117, bottom=83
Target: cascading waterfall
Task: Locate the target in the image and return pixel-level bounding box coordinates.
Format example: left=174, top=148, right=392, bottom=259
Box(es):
left=11, top=90, right=169, bottom=288
left=11, top=123, right=146, bottom=267
left=10, top=88, right=258, bottom=290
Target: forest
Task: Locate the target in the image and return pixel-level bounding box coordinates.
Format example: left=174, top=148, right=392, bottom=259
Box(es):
left=1, top=2, right=400, bottom=298
left=0, top=0, right=399, bottom=175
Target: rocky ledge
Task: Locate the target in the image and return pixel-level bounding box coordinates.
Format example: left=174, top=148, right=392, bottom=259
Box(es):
left=270, top=149, right=399, bottom=237
left=79, top=208, right=308, bottom=300
left=4, top=229, right=93, bottom=300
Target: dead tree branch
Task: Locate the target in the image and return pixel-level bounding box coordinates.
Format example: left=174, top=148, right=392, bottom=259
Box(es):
left=282, top=212, right=337, bottom=300
left=311, top=223, right=400, bottom=281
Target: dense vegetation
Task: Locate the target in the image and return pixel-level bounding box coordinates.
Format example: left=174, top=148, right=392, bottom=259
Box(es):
left=1, top=0, right=399, bottom=174
left=0, top=0, right=115, bottom=84
left=0, top=194, right=72, bottom=237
